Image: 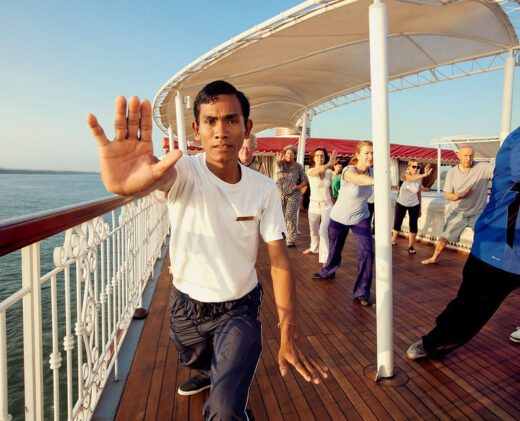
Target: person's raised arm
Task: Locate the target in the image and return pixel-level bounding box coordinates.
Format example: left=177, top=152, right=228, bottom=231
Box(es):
left=266, top=240, right=328, bottom=384
left=401, top=164, right=433, bottom=182
left=276, top=152, right=284, bottom=167
left=343, top=168, right=374, bottom=186
left=308, top=150, right=338, bottom=177
left=87, top=96, right=183, bottom=196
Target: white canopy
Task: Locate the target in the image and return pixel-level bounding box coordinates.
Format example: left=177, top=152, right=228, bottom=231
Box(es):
left=153, top=0, right=518, bottom=143
left=432, top=135, right=501, bottom=159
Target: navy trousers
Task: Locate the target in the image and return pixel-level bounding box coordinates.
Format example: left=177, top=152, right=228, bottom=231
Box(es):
left=423, top=254, right=520, bottom=356
left=169, top=284, right=263, bottom=420
left=319, top=217, right=374, bottom=298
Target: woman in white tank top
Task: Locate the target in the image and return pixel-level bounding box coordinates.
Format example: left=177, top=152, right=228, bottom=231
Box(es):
left=303, top=148, right=338, bottom=264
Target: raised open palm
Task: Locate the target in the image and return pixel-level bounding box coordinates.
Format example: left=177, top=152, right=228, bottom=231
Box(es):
left=87, top=96, right=182, bottom=195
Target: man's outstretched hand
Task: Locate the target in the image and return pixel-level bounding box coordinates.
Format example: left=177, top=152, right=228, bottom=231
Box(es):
left=87, top=96, right=182, bottom=195
left=279, top=325, right=329, bottom=384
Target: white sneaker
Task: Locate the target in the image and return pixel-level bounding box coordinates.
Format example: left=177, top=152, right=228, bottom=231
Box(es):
left=510, top=327, right=520, bottom=343
left=406, top=340, right=428, bottom=360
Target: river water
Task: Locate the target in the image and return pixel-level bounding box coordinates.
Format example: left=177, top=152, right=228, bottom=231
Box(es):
left=0, top=172, right=112, bottom=420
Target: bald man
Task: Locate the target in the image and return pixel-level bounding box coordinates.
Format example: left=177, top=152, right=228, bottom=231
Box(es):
left=422, top=145, right=494, bottom=264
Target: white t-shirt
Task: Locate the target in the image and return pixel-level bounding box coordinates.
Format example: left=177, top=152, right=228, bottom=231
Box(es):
left=307, top=168, right=333, bottom=202
left=160, top=153, right=287, bottom=302
left=397, top=174, right=421, bottom=207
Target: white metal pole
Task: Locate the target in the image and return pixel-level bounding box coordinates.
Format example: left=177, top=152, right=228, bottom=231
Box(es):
left=500, top=50, right=515, bottom=145
left=0, top=312, right=12, bottom=421
left=297, top=110, right=308, bottom=165
left=175, top=91, right=188, bottom=155
left=437, top=146, right=441, bottom=194
left=168, top=126, right=175, bottom=152
left=369, top=0, right=393, bottom=380
left=22, top=244, right=44, bottom=420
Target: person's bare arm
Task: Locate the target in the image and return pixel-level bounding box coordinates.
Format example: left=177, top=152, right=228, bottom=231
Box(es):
left=276, top=152, right=284, bottom=167
left=344, top=168, right=374, bottom=186
left=87, top=96, right=183, bottom=196
left=308, top=150, right=338, bottom=177
left=266, top=240, right=328, bottom=383
left=445, top=187, right=473, bottom=201
left=401, top=164, right=433, bottom=182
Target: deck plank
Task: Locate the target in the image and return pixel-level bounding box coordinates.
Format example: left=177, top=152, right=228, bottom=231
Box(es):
left=116, top=211, right=520, bottom=420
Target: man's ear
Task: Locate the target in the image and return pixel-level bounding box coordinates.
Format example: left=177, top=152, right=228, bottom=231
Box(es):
left=244, top=119, right=253, bottom=139
left=192, top=121, right=200, bottom=140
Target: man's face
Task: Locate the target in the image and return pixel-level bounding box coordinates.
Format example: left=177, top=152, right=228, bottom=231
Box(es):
left=239, top=139, right=255, bottom=166
left=457, top=147, right=474, bottom=170
left=192, top=94, right=252, bottom=168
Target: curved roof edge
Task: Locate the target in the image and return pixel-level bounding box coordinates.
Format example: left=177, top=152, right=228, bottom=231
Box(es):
left=153, top=0, right=520, bottom=140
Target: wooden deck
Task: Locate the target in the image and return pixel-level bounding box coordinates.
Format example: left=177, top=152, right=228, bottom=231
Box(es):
left=115, top=211, right=520, bottom=420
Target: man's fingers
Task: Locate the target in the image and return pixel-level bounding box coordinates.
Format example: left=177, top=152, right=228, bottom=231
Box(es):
left=279, top=357, right=289, bottom=377
left=139, top=99, right=153, bottom=142
left=308, top=355, right=329, bottom=379
left=86, top=114, right=109, bottom=146
left=291, top=357, right=313, bottom=382
left=114, top=96, right=128, bottom=141
left=127, top=96, right=140, bottom=139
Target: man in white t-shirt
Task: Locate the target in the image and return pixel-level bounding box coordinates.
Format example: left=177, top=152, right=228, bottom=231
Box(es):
left=422, top=145, right=494, bottom=265
left=87, top=80, right=327, bottom=420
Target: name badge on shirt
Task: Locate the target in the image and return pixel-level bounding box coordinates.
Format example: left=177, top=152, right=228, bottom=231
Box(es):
left=236, top=216, right=254, bottom=221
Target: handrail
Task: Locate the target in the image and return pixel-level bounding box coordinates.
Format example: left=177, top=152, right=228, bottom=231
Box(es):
left=0, top=192, right=170, bottom=420
left=0, top=194, right=146, bottom=258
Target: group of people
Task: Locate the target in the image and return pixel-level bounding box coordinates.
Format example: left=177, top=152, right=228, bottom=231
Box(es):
left=87, top=79, right=519, bottom=420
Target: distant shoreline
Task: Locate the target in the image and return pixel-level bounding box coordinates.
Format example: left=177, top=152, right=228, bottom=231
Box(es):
left=0, top=168, right=100, bottom=175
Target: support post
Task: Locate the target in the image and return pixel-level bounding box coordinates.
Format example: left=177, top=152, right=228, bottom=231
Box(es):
left=369, top=0, right=393, bottom=380
left=297, top=110, right=308, bottom=165
left=168, top=126, right=174, bottom=152
left=500, top=50, right=515, bottom=145
left=22, top=244, right=44, bottom=420
left=437, top=145, right=441, bottom=194
left=175, top=91, right=188, bottom=155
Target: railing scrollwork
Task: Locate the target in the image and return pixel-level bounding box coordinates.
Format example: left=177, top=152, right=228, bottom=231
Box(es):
left=0, top=194, right=169, bottom=420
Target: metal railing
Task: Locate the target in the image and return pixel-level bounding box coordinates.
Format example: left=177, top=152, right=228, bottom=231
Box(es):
left=0, top=194, right=169, bottom=420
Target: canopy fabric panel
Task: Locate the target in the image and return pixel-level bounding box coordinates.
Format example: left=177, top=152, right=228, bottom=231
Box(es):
left=153, top=0, right=518, bottom=143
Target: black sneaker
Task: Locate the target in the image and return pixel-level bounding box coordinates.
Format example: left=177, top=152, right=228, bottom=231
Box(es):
left=312, top=272, right=335, bottom=280
left=177, top=373, right=211, bottom=396
left=356, top=296, right=373, bottom=306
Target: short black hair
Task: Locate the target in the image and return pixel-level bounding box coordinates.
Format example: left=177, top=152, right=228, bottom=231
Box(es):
left=193, top=80, right=250, bottom=126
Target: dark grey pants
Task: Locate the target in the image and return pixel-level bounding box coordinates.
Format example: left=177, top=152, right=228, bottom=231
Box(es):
left=423, top=254, right=520, bottom=356
left=169, top=284, right=263, bottom=420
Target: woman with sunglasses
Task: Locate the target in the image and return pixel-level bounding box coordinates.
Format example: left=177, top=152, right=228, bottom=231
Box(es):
left=392, top=160, right=432, bottom=254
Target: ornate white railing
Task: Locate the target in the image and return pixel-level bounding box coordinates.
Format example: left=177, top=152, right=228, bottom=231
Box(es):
left=0, top=194, right=169, bottom=421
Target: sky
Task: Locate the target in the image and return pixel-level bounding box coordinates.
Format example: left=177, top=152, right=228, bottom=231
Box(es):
left=1, top=1, right=519, bottom=172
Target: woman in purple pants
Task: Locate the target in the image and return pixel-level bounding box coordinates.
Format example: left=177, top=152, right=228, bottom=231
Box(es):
left=312, top=141, right=375, bottom=306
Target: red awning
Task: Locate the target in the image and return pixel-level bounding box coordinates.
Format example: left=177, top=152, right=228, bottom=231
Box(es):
left=256, top=137, right=458, bottom=164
